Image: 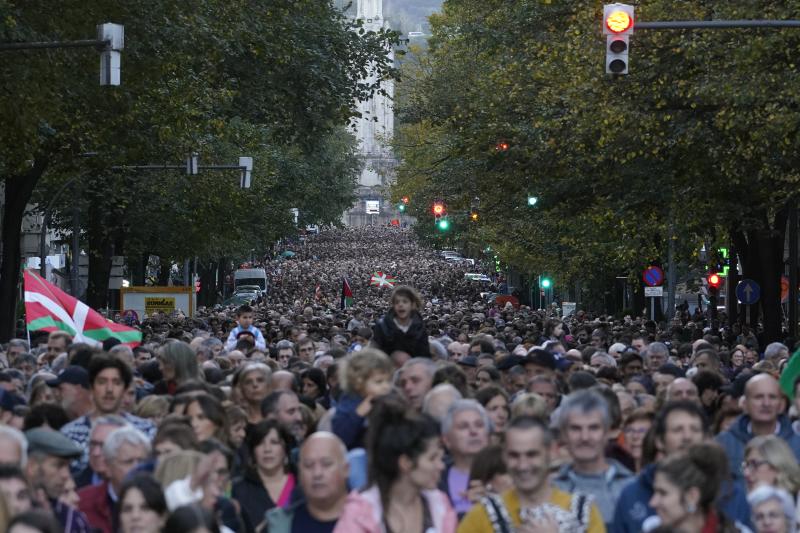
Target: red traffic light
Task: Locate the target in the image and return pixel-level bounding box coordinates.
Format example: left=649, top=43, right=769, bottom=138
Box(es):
left=606, top=9, right=633, bottom=34
left=432, top=203, right=445, bottom=216
left=707, top=273, right=722, bottom=289
left=401, top=196, right=410, bottom=204
left=495, top=140, right=510, bottom=152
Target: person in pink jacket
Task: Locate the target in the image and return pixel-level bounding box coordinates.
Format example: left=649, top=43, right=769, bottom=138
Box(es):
left=333, top=398, right=457, bottom=533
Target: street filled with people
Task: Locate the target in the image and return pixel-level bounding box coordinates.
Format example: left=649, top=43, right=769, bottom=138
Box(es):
left=2, top=226, right=800, bottom=532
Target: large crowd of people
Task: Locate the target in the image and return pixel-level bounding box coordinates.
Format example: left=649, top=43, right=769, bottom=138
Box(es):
left=0, top=226, right=798, bottom=532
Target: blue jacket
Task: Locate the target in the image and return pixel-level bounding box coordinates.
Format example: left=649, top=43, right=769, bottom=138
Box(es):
left=331, top=394, right=367, bottom=450
left=716, top=413, right=800, bottom=477
left=610, top=463, right=752, bottom=533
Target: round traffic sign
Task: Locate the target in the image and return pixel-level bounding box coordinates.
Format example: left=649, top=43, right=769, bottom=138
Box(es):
left=642, top=266, right=664, bottom=287
left=736, top=279, right=761, bottom=305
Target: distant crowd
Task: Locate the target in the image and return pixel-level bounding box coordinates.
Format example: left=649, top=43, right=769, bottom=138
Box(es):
left=0, top=226, right=797, bottom=533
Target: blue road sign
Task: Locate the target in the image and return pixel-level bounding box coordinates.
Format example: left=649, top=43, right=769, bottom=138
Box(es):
left=642, top=266, right=664, bottom=287
left=736, top=279, right=761, bottom=305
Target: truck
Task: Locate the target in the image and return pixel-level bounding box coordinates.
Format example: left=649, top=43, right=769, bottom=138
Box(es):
left=234, top=268, right=268, bottom=296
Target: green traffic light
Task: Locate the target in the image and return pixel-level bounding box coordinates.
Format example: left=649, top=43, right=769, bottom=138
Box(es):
left=398, top=204, right=406, bottom=212
left=438, top=218, right=450, bottom=230
left=541, top=278, right=552, bottom=289
left=527, top=196, right=538, bottom=207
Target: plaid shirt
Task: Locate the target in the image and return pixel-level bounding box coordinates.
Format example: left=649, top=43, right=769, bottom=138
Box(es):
left=61, top=412, right=156, bottom=474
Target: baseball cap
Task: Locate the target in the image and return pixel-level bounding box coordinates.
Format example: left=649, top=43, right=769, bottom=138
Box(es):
left=45, top=366, right=90, bottom=389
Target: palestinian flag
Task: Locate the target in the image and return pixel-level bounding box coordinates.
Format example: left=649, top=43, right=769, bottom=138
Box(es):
left=24, top=270, right=142, bottom=347
left=340, top=277, right=354, bottom=310
left=370, top=271, right=397, bottom=288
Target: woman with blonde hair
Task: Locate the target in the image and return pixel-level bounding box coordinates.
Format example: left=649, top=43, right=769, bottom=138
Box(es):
left=743, top=435, right=800, bottom=494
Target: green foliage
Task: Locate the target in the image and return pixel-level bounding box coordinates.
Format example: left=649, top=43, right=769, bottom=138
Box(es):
left=394, top=0, right=800, bottom=294
left=1, top=0, right=398, bottom=265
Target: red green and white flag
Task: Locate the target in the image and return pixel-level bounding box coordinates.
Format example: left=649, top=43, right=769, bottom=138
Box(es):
left=340, top=277, right=354, bottom=310
left=24, top=269, right=142, bottom=347
left=370, top=271, right=397, bottom=288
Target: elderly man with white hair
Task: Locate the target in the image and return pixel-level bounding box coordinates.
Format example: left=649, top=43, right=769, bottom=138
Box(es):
left=764, top=342, right=790, bottom=365
left=78, top=426, right=151, bottom=533
left=422, top=383, right=462, bottom=422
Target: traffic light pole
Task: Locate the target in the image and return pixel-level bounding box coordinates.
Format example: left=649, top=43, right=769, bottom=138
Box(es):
left=636, top=20, right=800, bottom=30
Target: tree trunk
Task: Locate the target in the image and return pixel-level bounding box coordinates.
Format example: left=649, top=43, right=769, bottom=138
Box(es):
left=157, top=257, right=171, bottom=285
left=0, top=158, right=49, bottom=342
left=86, top=231, right=114, bottom=310
left=733, top=207, right=787, bottom=344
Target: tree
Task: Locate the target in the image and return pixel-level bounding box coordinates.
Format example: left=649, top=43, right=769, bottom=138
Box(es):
left=393, top=0, right=800, bottom=339
left=0, top=0, right=398, bottom=339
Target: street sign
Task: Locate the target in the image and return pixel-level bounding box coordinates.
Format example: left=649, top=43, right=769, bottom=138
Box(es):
left=736, top=279, right=761, bottom=305
left=642, top=266, right=664, bottom=287
left=644, top=286, right=663, bottom=297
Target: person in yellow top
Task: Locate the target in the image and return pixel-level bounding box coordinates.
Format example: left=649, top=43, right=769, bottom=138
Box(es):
left=458, top=416, right=606, bottom=533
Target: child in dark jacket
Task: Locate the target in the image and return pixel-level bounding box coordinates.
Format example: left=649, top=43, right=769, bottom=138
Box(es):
left=371, top=285, right=430, bottom=358
left=331, top=348, right=393, bottom=449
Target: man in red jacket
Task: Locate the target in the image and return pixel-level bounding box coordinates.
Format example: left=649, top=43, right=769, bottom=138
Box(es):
left=77, top=426, right=150, bottom=533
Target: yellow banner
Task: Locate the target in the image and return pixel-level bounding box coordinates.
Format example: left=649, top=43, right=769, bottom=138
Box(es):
left=144, top=297, right=176, bottom=315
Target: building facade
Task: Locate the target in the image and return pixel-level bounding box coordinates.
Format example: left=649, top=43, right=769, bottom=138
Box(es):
left=342, top=0, right=399, bottom=227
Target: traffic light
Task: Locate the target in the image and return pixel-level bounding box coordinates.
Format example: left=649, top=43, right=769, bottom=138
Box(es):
left=527, top=196, right=538, bottom=207
left=470, top=211, right=479, bottom=222
left=495, top=140, right=510, bottom=152
left=603, top=4, right=634, bottom=74
left=401, top=196, right=410, bottom=205
left=437, top=217, right=450, bottom=231
left=433, top=201, right=446, bottom=228
left=398, top=203, right=406, bottom=212
left=541, top=277, right=552, bottom=289
left=707, top=272, right=722, bottom=290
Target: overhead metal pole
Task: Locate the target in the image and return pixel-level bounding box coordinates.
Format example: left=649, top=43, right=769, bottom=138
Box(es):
left=636, top=20, right=800, bottom=30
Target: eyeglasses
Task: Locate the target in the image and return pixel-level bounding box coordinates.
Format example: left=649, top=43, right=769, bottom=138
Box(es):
left=742, top=459, right=770, bottom=471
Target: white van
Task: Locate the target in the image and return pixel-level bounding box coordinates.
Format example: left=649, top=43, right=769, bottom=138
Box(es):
left=234, top=268, right=268, bottom=296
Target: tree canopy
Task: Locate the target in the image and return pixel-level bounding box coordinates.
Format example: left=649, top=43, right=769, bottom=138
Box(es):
left=393, top=0, right=800, bottom=337
left=0, top=0, right=398, bottom=335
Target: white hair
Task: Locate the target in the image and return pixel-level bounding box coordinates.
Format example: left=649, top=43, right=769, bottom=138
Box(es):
left=103, top=426, right=151, bottom=461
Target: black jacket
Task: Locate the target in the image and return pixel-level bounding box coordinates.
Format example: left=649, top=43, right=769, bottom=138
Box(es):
left=371, top=310, right=430, bottom=357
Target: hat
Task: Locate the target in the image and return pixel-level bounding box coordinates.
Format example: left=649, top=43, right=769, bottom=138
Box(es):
left=0, top=390, right=25, bottom=412
left=45, top=366, right=90, bottom=389
left=25, top=428, right=82, bottom=458
left=524, top=349, right=556, bottom=371
left=456, top=355, right=478, bottom=368
left=496, top=355, right=525, bottom=371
